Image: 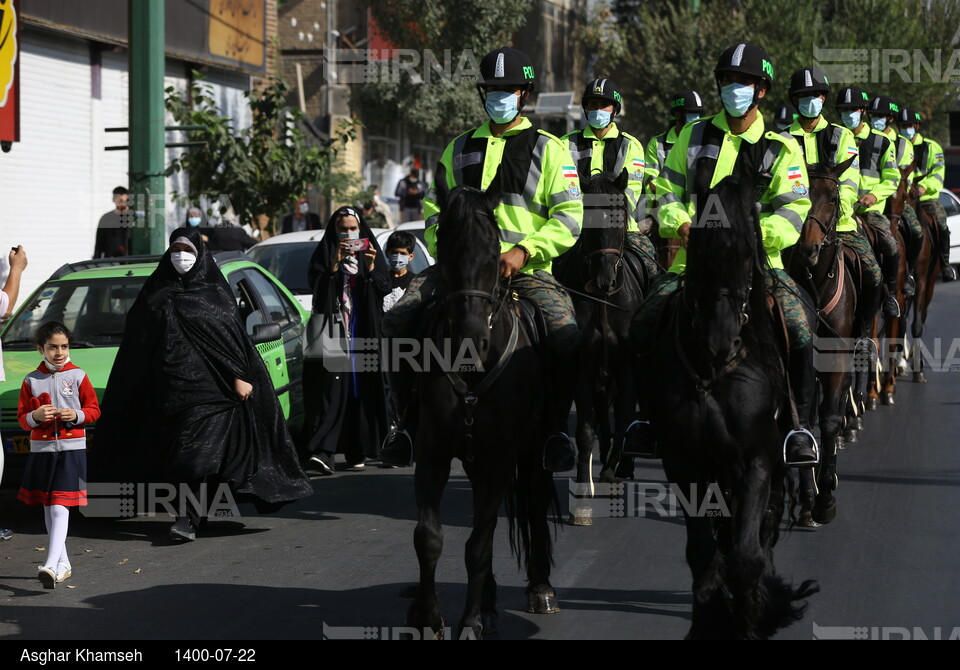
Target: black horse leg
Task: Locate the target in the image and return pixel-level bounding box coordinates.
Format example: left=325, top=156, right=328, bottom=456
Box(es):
left=480, top=570, right=498, bottom=636
left=526, top=456, right=559, bottom=614
left=573, top=366, right=597, bottom=490
left=407, top=445, right=452, bottom=637
left=459, top=480, right=504, bottom=640
left=604, top=364, right=637, bottom=482
left=728, top=457, right=772, bottom=639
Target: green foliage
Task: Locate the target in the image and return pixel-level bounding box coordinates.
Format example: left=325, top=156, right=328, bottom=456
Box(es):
left=587, top=0, right=959, bottom=143
left=355, top=0, right=536, bottom=136
left=165, top=76, right=356, bottom=233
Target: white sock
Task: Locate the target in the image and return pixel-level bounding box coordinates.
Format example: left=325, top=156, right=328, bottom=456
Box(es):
left=43, top=505, right=70, bottom=571
left=58, top=542, right=71, bottom=572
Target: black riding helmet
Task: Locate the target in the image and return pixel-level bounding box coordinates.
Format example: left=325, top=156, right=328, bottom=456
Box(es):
left=869, top=95, right=899, bottom=119
left=788, top=67, right=830, bottom=98
left=668, top=89, right=705, bottom=121
left=582, top=78, right=622, bottom=115
left=714, top=43, right=774, bottom=117
left=835, top=85, right=870, bottom=110
left=897, top=106, right=921, bottom=126
left=774, top=103, right=798, bottom=127
left=477, top=47, right=534, bottom=90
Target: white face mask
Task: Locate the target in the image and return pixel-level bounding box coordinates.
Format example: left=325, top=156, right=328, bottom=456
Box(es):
left=299, top=202, right=309, bottom=215
left=44, top=355, right=70, bottom=371
left=171, top=251, right=197, bottom=275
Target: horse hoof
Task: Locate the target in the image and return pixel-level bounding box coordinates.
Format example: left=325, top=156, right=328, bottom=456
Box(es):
left=854, top=416, right=864, bottom=431
left=866, top=397, right=879, bottom=411
left=527, top=592, right=560, bottom=614
left=812, top=498, right=837, bottom=525
left=914, top=372, right=927, bottom=384
left=567, top=511, right=594, bottom=526
left=844, top=429, right=858, bottom=444
left=481, top=612, right=499, bottom=636
left=881, top=392, right=895, bottom=406
left=797, top=510, right=821, bottom=528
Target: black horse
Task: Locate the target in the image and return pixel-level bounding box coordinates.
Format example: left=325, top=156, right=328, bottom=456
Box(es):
left=405, top=182, right=561, bottom=639
left=556, top=170, right=649, bottom=521
left=635, top=169, right=816, bottom=639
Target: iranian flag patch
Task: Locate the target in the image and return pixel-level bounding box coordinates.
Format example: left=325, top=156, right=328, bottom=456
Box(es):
left=787, top=166, right=802, bottom=180
left=562, top=166, right=579, bottom=180
left=632, top=158, right=645, bottom=169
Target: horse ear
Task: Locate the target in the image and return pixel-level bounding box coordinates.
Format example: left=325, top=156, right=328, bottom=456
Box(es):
left=614, top=168, right=629, bottom=192
left=833, top=155, right=856, bottom=178
left=484, top=169, right=503, bottom=211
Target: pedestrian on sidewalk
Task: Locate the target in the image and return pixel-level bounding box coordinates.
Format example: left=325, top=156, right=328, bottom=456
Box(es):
left=17, top=321, right=100, bottom=588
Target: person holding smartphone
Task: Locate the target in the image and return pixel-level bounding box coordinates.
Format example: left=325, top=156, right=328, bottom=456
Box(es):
left=303, top=207, right=392, bottom=475
left=2, top=245, right=28, bottom=542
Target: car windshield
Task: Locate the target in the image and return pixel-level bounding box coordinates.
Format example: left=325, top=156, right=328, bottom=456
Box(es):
left=1, top=277, right=146, bottom=350
left=247, top=243, right=317, bottom=295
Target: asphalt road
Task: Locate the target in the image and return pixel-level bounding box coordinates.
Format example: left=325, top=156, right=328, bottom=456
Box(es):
left=1, top=281, right=959, bottom=641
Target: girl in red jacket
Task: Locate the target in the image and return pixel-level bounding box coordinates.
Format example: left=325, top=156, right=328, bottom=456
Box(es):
left=17, top=321, right=100, bottom=589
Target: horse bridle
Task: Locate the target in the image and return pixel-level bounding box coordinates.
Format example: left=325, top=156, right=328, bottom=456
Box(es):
left=677, top=283, right=752, bottom=394
left=443, top=279, right=512, bottom=330
left=582, top=219, right=626, bottom=296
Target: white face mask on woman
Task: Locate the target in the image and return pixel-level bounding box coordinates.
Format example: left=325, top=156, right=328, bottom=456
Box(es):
left=170, top=251, right=197, bottom=275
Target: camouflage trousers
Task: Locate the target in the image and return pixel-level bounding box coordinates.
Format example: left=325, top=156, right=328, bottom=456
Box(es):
left=901, top=203, right=924, bottom=244
left=837, top=229, right=883, bottom=289
left=382, top=264, right=579, bottom=355
left=631, top=268, right=812, bottom=352
left=860, top=211, right=901, bottom=284
left=626, top=231, right=662, bottom=280
left=919, top=200, right=949, bottom=235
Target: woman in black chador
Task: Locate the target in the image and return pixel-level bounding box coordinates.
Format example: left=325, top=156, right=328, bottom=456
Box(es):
left=92, top=228, right=312, bottom=541
left=303, top=206, right=392, bottom=475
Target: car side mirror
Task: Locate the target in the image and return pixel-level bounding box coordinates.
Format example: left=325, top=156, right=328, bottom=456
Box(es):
left=251, top=322, right=281, bottom=344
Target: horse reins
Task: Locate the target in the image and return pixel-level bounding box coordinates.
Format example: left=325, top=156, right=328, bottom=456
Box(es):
left=441, top=276, right=519, bottom=463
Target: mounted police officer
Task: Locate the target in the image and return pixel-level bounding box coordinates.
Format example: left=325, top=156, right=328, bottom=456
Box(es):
left=869, top=95, right=924, bottom=295
left=563, top=78, right=659, bottom=278
left=899, top=107, right=957, bottom=282
left=380, top=47, right=583, bottom=471
left=773, top=103, right=797, bottom=132
left=643, top=89, right=706, bottom=194
left=786, top=67, right=895, bottom=320
left=634, top=43, right=818, bottom=467
left=835, top=85, right=904, bottom=317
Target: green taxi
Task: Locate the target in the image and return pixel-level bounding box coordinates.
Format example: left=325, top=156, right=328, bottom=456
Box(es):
left=0, top=253, right=310, bottom=462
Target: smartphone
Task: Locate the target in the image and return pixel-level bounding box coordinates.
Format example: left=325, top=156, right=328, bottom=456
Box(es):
left=345, top=238, right=371, bottom=252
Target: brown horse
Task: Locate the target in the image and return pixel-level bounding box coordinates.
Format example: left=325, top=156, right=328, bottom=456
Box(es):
left=785, top=158, right=857, bottom=526
left=904, top=180, right=941, bottom=383
left=864, top=162, right=915, bottom=408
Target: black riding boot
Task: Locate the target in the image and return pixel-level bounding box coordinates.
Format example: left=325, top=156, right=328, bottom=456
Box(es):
left=941, top=227, right=957, bottom=282
left=543, top=356, right=577, bottom=473
left=878, top=244, right=901, bottom=318
left=784, top=344, right=819, bottom=467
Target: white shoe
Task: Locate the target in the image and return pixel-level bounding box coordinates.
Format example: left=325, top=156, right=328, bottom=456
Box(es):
left=56, top=564, right=72, bottom=583
left=37, top=566, right=56, bottom=589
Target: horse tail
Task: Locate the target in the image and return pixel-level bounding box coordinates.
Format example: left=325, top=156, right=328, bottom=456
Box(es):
left=756, top=577, right=820, bottom=639
left=505, top=453, right=562, bottom=572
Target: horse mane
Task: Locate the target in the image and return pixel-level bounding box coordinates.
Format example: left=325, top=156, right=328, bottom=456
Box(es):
left=686, top=174, right=782, bottom=383
left=435, top=186, right=501, bottom=269
left=580, top=171, right=630, bottom=232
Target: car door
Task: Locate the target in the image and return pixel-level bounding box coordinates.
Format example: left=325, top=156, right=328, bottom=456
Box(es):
left=939, top=190, right=960, bottom=265
left=227, top=269, right=294, bottom=419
